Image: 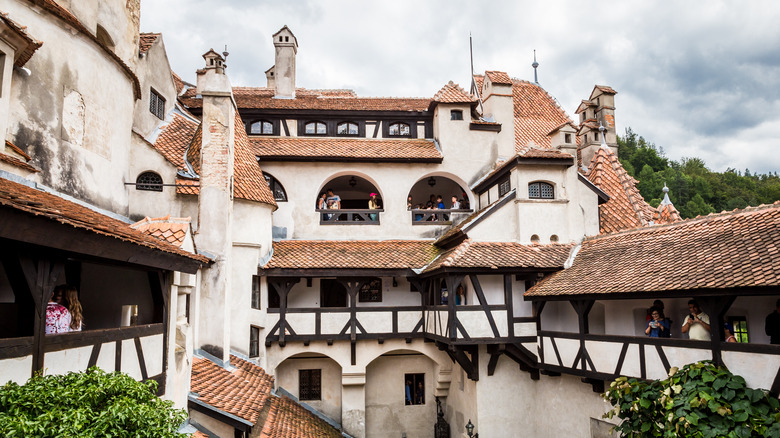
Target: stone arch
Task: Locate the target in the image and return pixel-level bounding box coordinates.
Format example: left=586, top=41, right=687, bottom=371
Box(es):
left=316, top=171, right=384, bottom=210
left=274, top=352, right=344, bottom=423
left=407, top=172, right=473, bottom=210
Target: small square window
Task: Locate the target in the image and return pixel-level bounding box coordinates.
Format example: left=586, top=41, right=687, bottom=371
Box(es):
left=564, top=133, right=572, bottom=144
left=358, top=278, right=382, bottom=303
left=594, top=132, right=600, bottom=141
left=251, top=276, right=261, bottom=309
left=450, top=110, right=463, bottom=121
left=249, top=326, right=260, bottom=357
left=404, top=373, right=425, bottom=405
left=299, top=369, right=321, bottom=400
left=498, top=177, right=511, bottom=197
left=149, top=89, right=165, bottom=119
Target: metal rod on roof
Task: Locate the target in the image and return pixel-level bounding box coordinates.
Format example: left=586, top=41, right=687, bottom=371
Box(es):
left=469, top=33, right=484, bottom=115
left=533, top=49, right=539, bottom=84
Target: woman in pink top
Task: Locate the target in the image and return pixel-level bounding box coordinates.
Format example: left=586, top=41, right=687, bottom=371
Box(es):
left=45, top=289, right=71, bottom=334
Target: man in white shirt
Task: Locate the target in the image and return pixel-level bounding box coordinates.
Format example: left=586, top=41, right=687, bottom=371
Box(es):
left=681, top=299, right=711, bottom=341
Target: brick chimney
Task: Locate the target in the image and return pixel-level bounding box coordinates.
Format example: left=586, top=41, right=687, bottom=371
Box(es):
left=271, top=26, right=298, bottom=98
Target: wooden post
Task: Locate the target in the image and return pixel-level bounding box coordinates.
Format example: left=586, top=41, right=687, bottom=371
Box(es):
left=268, top=278, right=300, bottom=347
left=19, top=256, right=64, bottom=377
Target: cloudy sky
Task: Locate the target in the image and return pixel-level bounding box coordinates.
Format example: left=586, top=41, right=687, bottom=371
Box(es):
left=141, top=1, right=780, bottom=174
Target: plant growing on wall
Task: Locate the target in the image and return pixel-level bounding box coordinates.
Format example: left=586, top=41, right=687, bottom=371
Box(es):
left=604, top=361, right=780, bottom=437
left=0, top=368, right=188, bottom=437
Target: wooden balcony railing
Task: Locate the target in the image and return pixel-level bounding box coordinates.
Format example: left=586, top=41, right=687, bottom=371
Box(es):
left=410, top=209, right=472, bottom=225
left=317, top=209, right=383, bottom=225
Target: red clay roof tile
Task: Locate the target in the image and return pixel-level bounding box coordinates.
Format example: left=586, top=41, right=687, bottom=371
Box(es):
left=0, top=10, right=42, bottom=68
left=485, top=70, right=513, bottom=85
left=263, top=240, right=441, bottom=270
left=424, top=239, right=573, bottom=272
left=526, top=202, right=780, bottom=297
left=138, top=32, right=159, bottom=54
left=251, top=137, right=442, bottom=162
left=433, top=81, right=476, bottom=104
left=131, top=216, right=190, bottom=247
left=511, top=78, right=574, bottom=151
left=259, top=396, right=342, bottom=438
left=5, top=140, right=31, bottom=161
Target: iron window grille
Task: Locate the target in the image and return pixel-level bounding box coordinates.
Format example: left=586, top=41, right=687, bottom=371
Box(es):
left=528, top=182, right=554, bottom=199
left=358, top=278, right=382, bottom=302
left=299, top=369, right=321, bottom=400
left=149, top=89, right=165, bottom=120
left=136, top=172, right=163, bottom=192
left=498, top=177, right=511, bottom=197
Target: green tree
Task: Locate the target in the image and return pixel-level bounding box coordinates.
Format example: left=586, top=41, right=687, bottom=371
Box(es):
left=681, top=194, right=716, bottom=218
left=604, top=361, right=780, bottom=437
left=0, top=368, right=188, bottom=437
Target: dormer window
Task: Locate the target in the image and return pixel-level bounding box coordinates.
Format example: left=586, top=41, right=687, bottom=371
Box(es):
left=337, top=122, right=359, bottom=136
left=564, top=133, right=572, bottom=144
left=250, top=120, right=274, bottom=135
left=388, top=122, right=410, bottom=137
left=529, top=182, right=554, bottom=199
left=149, top=89, right=165, bottom=120
left=304, top=121, right=327, bottom=135
left=450, top=110, right=463, bottom=121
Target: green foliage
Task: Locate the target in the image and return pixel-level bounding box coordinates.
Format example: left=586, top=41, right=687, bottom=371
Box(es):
left=616, top=129, right=780, bottom=218
left=604, top=361, right=780, bottom=437
left=0, top=368, right=188, bottom=437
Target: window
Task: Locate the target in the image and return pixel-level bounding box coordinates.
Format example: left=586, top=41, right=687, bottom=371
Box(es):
left=299, top=369, right=321, bottom=400
left=729, top=316, right=748, bottom=343
left=404, top=373, right=425, bottom=405
left=267, top=286, right=280, bottom=309
left=251, top=276, right=261, bottom=309
left=528, top=182, right=554, bottom=199
left=358, top=278, right=382, bottom=303
left=498, top=177, right=511, bottom=197
left=337, top=122, right=359, bottom=136
left=450, top=110, right=463, bottom=121
left=304, top=121, right=327, bottom=135
left=250, top=120, right=274, bottom=135
left=320, top=279, right=347, bottom=307
left=564, top=133, right=572, bottom=144
left=249, top=326, right=260, bottom=357
left=388, top=122, right=410, bottom=137
left=136, top=171, right=163, bottom=191
left=530, top=234, right=540, bottom=243
left=594, top=132, right=600, bottom=141
left=149, top=89, right=165, bottom=119
left=550, top=234, right=559, bottom=243
left=263, top=172, right=287, bottom=201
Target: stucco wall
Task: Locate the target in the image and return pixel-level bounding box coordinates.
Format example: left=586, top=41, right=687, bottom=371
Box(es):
left=275, top=355, right=343, bottom=422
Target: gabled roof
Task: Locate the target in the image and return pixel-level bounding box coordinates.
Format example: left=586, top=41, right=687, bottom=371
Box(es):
left=653, top=187, right=682, bottom=225
left=511, top=79, right=575, bottom=151
left=586, top=145, right=655, bottom=233
left=423, top=239, right=573, bottom=273
left=575, top=100, right=597, bottom=114
left=262, top=240, right=440, bottom=271
left=526, top=201, right=780, bottom=298
left=485, top=70, right=513, bottom=85
left=182, top=87, right=430, bottom=112
left=259, top=396, right=341, bottom=438
left=250, top=137, right=442, bottom=162
left=138, top=32, right=159, bottom=54
left=433, top=81, right=476, bottom=104
left=0, top=177, right=208, bottom=270
left=547, top=122, right=578, bottom=136
left=131, top=216, right=191, bottom=248
left=153, top=113, right=199, bottom=170
left=0, top=10, right=43, bottom=67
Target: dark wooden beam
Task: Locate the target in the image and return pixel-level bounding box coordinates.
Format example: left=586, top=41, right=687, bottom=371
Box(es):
left=470, top=275, right=500, bottom=338
left=19, top=256, right=64, bottom=376
left=504, top=275, right=514, bottom=339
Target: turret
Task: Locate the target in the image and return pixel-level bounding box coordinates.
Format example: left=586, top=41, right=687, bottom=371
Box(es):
left=577, top=85, right=618, bottom=168
left=271, top=26, right=298, bottom=98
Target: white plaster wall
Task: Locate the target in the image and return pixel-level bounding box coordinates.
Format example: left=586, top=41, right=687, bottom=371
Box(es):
left=44, top=345, right=92, bottom=375
left=189, top=410, right=235, bottom=438
left=132, top=36, right=178, bottom=137
left=0, top=40, right=15, bottom=145
left=466, top=202, right=518, bottom=242
left=127, top=134, right=187, bottom=220
left=6, top=0, right=137, bottom=215
left=540, top=300, right=579, bottom=332
left=59, top=0, right=140, bottom=65
left=275, top=355, right=343, bottom=422
left=0, top=356, right=33, bottom=384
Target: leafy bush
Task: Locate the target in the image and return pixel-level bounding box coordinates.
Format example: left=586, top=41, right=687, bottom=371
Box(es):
left=0, top=368, right=188, bottom=437
left=604, top=361, right=780, bottom=437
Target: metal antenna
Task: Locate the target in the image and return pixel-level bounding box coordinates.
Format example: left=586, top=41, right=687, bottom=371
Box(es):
left=532, top=49, right=539, bottom=84
left=469, top=33, right=484, bottom=114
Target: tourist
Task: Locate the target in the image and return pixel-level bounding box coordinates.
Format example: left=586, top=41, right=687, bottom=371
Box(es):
left=368, top=192, right=379, bottom=221
left=325, top=188, right=341, bottom=209
left=46, top=286, right=71, bottom=334
left=451, top=195, right=461, bottom=209
left=724, top=322, right=737, bottom=343
left=407, top=195, right=413, bottom=210
left=681, top=299, right=711, bottom=341
left=436, top=195, right=445, bottom=209
left=61, top=285, right=84, bottom=332
left=461, top=192, right=470, bottom=209
left=317, top=192, right=326, bottom=210
left=645, top=307, right=670, bottom=337
left=646, top=299, right=665, bottom=322
left=765, top=299, right=780, bottom=344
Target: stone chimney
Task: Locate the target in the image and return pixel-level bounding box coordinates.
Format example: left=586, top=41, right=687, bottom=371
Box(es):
left=265, top=65, right=275, bottom=89
left=194, top=49, right=235, bottom=363
left=271, top=26, right=298, bottom=98
left=577, top=85, right=618, bottom=168
left=481, top=71, right=516, bottom=159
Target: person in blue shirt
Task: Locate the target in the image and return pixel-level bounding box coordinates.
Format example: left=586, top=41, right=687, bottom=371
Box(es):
left=645, top=307, right=670, bottom=337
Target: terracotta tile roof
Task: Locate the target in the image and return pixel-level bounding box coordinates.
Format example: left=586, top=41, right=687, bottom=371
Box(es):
left=24, top=0, right=141, bottom=99
left=191, top=354, right=274, bottom=425
left=485, top=70, right=513, bottom=85
left=511, top=79, right=574, bottom=151
left=594, top=85, right=618, bottom=95
left=182, top=87, right=431, bottom=112
left=5, top=140, right=31, bottom=161
left=433, top=81, right=476, bottom=104
left=138, top=32, right=159, bottom=54
left=251, top=137, right=442, bottom=162
left=526, top=202, right=780, bottom=297
left=171, top=71, right=191, bottom=96
left=263, top=240, right=441, bottom=270
left=653, top=190, right=682, bottom=225
left=547, top=122, right=578, bottom=136
left=153, top=113, right=198, bottom=170
left=434, top=190, right=514, bottom=246
left=423, top=239, right=573, bottom=272
left=586, top=145, right=655, bottom=233
left=519, top=146, right=573, bottom=160
left=0, top=10, right=43, bottom=68
left=232, top=112, right=278, bottom=206
left=575, top=100, right=597, bottom=114
left=0, top=177, right=208, bottom=263
left=259, top=396, right=342, bottom=438
left=131, top=216, right=190, bottom=247
left=0, top=152, right=39, bottom=173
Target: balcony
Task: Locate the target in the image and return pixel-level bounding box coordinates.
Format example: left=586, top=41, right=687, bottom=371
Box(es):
left=317, top=209, right=383, bottom=225
left=410, top=208, right=472, bottom=225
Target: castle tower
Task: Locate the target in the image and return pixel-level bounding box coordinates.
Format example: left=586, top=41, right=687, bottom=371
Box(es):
left=577, top=85, right=618, bottom=168
left=271, top=26, right=298, bottom=98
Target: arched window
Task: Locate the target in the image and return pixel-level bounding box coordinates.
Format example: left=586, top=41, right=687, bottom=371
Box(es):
left=528, top=182, right=554, bottom=199
left=337, top=122, right=359, bottom=136
left=388, top=122, right=410, bottom=137
left=136, top=171, right=163, bottom=192
left=250, top=120, right=274, bottom=135
left=263, top=172, right=287, bottom=201
left=304, top=121, right=327, bottom=135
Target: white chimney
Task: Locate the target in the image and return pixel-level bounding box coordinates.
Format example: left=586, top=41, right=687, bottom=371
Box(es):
left=271, top=26, right=298, bottom=98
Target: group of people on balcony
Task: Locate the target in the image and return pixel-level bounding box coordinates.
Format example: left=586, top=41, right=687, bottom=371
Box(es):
left=408, top=194, right=468, bottom=222
left=45, top=284, right=83, bottom=334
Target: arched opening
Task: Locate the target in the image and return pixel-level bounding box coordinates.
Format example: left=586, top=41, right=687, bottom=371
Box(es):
left=96, top=24, right=115, bottom=51
left=136, top=171, right=163, bottom=192
left=263, top=172, right=287, bottom=201
left=317, top=175, right=382, bottom=224
left=407, top=175, right=470, bottom=224
left=275, top=353, right=342, bottom=423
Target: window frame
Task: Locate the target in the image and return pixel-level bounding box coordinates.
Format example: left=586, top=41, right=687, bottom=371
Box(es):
left=251, top=276, right=261, bottom=309
left=528, top=181, right=554, bottom=200
left=358, top=278, right=382, bottom=303
left=149, top=88, right=165, bottom=120
left=498, top=176, right=511, bottom=197
left=728, top=316, right=749, bottom=343
left=387, top=122, right=412, bottom=138
left=249, top=326, right=260, bottom=357
left=450, top=110, right=463, bottom=121
left=299, top=369, right=322, bottom=401
left=336, top=121, right=360, bottom=137
left=404, top=373, right=425, bottom=405
left=136, top=171, right=163, bottom=192
left=262, top=172, right=287, bottom=202
left=249, top=120, right=275, bottom=136
left=303, top=121, right=327, bottom=136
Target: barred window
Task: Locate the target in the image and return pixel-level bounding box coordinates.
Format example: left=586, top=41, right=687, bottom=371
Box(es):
left=358, top=278, right=382, bottom=303
left=337, top=122, right=359, bottom=136
left=249, top=326, right=260, bottom=357
left=528, top=182, right=554, bottom=199
left=498, top=177, right=511, bottom=197
left=299, top=369, right=321, bottom=400
left=136, top=172, right=163, bottom=192
left=251, top=276, right=261, bottom=309
left=304, top=121, right=327, bottom=135
left=149, top=89, right=165, bottom=119
left=250, top=120, right=274, bottom=135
